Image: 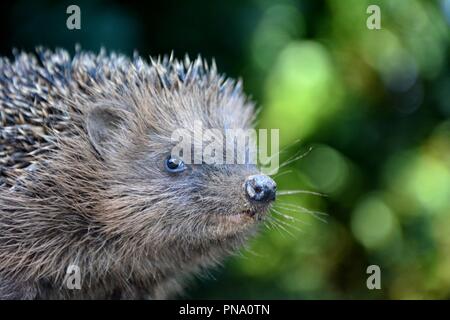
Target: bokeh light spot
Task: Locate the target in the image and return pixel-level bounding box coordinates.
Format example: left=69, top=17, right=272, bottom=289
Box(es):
left=300, top=145, right=350, bottom=195
left=261, top=41, right=343, bottom=143
left=351, top=194, right=397, bottom=249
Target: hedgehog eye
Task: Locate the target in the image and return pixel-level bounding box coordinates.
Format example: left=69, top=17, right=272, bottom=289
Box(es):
left=165, top=155, right=186, bottom=173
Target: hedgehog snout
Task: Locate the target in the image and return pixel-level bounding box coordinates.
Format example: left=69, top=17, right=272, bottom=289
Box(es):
left=244, top=174, right=276, bottom=203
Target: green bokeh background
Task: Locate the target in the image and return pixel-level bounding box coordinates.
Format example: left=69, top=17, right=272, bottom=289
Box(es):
left=1, top=0, right=449, bottom=299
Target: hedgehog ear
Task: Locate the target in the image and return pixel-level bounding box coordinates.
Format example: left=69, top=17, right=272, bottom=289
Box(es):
left=86, top=106, right=126, bottom=158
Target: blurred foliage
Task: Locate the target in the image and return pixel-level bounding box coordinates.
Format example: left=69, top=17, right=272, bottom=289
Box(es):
left=0, top=0, right=449, bottom=299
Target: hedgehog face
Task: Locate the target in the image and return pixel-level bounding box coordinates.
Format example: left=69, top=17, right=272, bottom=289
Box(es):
left=84, top=84, right=276, bottom=248
left=155, top=152, right=277, bottom=240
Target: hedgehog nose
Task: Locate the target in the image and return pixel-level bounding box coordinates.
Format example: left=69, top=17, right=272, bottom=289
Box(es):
left=244, top=175, right=277, bottom=203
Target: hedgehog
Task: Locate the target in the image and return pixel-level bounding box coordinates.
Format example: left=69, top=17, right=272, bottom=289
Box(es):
left=0, top=48, right=277, bottom=299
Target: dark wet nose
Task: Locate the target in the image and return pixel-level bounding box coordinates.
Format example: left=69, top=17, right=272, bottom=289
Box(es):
left=244, top=175, right=277, bottom=203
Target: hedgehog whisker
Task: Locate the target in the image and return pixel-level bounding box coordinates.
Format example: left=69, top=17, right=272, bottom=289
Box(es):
left=271, top=170, right=293, bottom=179
left=270, top=208, right=304, bottom=232
left=264, top=138, right=302, bottom=163
left=264, top=217, right=283, bottom=234
left=274, top=203, right=328, bottom=223
left=263, top=218, right=276, bottom=231
left=270, top=207, right=307, bottom=225
left=267, top=146, right=313, bottom=176
left=276, top=202, right=328, bottom=216
left=277, top=189, right=328, bottom=197
left=266, top=215, right=296, bottom=237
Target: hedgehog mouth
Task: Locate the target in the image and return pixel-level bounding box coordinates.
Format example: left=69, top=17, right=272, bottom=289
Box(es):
left=238, top=208, right=269, bottom=221
left=242, top=209, right=257, bottom=217
left=242, top=203, right=273, bottom=218
left=212, top=208, right=266, bottom=226
left=218, top=209, right=259, bottom=225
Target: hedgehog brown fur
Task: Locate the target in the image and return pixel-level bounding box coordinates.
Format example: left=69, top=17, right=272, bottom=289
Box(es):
left=0, top=48, right=275, bottom=299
